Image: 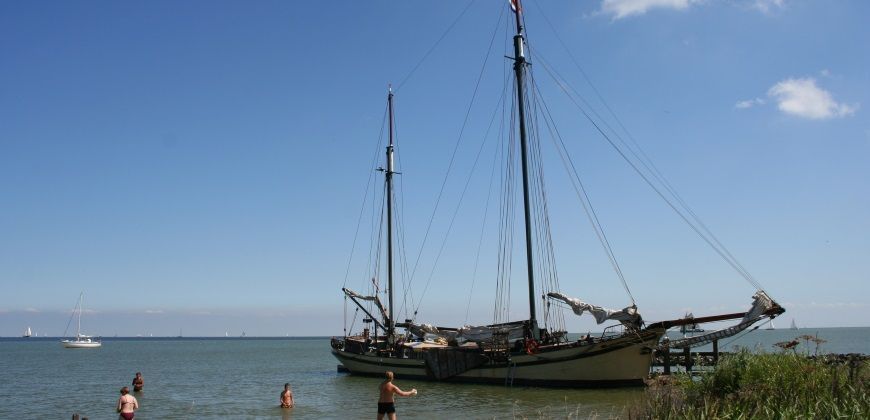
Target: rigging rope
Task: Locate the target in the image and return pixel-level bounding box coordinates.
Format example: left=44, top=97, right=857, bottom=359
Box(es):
left=525, top=70, right=567, bottom=331
left=341, top=103, right=390, bottom=289
left=495, top=76, right=520, bottom=325
left=395, top=1, right=477, bottom=92
left=532, top=1, right=765, bottom=292
left=531, top=79, right=637, bottom=305
left=535, top=56, right=765, bottom=292
left=465, top=134, right=502, bottom=324
left=408, top=5, right=508, bottom=317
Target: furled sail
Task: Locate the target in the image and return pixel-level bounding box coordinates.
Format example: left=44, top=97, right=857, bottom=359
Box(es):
left=547, top=292, right=642, bottom=329
left=458, top=324, right=525, bottom=342
left=405, top=322, right=525, bottom=343
left=664, top=291, right=777, bottom=349
left=407, top=323, right=449, bottom=339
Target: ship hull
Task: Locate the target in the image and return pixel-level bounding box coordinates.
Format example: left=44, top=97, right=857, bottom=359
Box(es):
left=61, top=340, right=102, bottom=349
left=332, top=328, right=664, bottom=387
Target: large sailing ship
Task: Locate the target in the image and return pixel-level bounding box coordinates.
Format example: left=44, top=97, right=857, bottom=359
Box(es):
left=331, top=1, right=783, bottom=387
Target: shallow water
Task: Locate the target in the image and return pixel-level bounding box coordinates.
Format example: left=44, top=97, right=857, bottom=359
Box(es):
left=0, top=338, right=640, bottom=419
left=1, top=327, right=866, bottom=419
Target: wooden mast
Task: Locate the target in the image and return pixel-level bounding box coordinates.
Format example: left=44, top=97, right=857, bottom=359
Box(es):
left=510, top=0, right=538, bottom=335
left=385, top=87, right=396, bottom=342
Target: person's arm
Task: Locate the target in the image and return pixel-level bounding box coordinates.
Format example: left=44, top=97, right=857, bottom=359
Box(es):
left=117, top=397, right=122, bottom=413
left=289, top=392, right=294, bottom=407
left=133, top=398, right=139, bottom=410
left=393, top=385, right=417, bottom=397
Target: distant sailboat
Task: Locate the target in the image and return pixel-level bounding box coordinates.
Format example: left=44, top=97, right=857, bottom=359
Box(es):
left=679, top=313, right=705, bottom=334
left=790, top=319, right=798, bottom=330
left=23, top=326, right=32, bottom=338
left=766, top=319, right=775, bottom=330
left=61, top=292, right=102, bottom=349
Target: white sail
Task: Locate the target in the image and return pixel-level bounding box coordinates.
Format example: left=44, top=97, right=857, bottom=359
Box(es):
left=405, top=322, right=525, bottom=343
left=23, top=327, right=32, bottom=337
left=547, top=292, right=642, bottom=328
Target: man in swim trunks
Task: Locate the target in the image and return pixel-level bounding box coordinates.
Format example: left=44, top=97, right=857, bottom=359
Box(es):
left=378, top=371, right=416, bottom=420
left=117, top=386, right=139, bottom=419
left=132, top=372, right=144, bottom=392
left=280, top=383, right=294, bottom=408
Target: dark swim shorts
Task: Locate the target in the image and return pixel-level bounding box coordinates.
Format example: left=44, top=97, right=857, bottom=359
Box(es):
left=378, top=402, right=396, bottom=414
left=119, top=412, right=135, bottom=420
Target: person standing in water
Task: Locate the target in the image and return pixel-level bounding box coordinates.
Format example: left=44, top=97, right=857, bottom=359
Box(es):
left=132, top=372, right=144, bottom=392
left=377, top=371, right=416, bottom=420
left=116, top=386, right=139, bottom=419
left=280, top=383, right=294, bottom=408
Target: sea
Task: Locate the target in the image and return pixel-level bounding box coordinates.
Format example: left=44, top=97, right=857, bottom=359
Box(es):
left=1, top=327, right=867, bottom=419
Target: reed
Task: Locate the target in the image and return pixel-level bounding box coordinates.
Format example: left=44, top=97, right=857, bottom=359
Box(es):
left=627, top=349, right=869, bottom=419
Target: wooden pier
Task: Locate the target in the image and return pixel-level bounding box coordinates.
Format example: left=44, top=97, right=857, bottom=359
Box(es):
left=655, top=339, right=721, bottom=374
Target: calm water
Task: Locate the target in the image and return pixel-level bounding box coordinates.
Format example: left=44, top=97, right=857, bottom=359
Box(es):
left=1, top=327, right=866, bottom=419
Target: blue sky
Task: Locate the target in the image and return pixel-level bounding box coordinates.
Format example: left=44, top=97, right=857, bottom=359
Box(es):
left=1, top=0, right=867, bottom=337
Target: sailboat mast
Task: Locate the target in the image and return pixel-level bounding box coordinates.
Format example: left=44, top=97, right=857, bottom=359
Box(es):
left=511, top=1, right=538, bottom=330
left=77, top=292, right=83, bottom=337
left=385, top=88, right=396, bottom=341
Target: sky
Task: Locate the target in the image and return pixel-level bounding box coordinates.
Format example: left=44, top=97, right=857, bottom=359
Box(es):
left=1, top=0, right=867, bottom=337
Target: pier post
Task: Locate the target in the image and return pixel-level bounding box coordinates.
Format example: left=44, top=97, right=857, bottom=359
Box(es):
left=663, top=349, right=671, bottom=375
left=684, top=347, right=692, bottom=372
left=712, top=340, right=719, bottom=365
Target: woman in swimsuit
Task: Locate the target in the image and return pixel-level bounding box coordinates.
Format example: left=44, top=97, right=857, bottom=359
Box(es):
left=117, top=386, right=139, bottom=420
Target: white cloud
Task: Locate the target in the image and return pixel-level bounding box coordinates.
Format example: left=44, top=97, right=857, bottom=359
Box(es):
left=820, top=69, right=831, bottom=77
left=735, top=97, right=765, bottom=109
left=600, top=0, right=789, bottom=20
left=144, top=309, right=164, bottom=314
left=767, top=77, right=857, bottom=119
left=752, top=0, right=786, bottom=14
left=600, top=0, right=699, bottom=20
left=25, top=307, right=41, bottom=313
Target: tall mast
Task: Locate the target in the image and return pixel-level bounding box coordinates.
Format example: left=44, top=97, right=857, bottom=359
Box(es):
left=385, top=87, right=396, bottom=341
left=511, top=1, right=538, bottom=331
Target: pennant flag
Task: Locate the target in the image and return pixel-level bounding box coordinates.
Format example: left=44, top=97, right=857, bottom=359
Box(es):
left=509, top=0, right=521, bottom=13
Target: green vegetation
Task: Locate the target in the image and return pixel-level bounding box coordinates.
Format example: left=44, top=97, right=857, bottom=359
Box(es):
left=628, top=348, right=869, bottom=419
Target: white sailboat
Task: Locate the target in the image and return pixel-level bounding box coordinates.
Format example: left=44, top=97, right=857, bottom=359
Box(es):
left=23, top=326, right=32, bottom=338
left=61, top=292, right=102, bottom=349
left=331, top=1, right=783, bottom=386
left=790, top=319, right=798, bottom=330
left=680, top=313, right=706, bottom=334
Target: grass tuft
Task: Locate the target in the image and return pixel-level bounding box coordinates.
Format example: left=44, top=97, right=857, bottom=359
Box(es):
left=627, top=348, right=869, bottom=419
